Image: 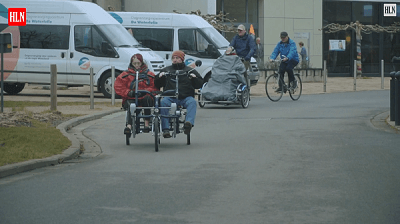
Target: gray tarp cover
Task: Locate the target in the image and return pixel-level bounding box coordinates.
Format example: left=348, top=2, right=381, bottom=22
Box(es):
left=201, top=55, right=247, bottom=102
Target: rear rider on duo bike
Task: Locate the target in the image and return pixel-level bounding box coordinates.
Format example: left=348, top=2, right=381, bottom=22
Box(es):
left=155, top=50, right=204, bottom=139
left=269, top=31, right=299, bottom=93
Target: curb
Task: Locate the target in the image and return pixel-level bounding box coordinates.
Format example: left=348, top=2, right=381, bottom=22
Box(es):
left=0, top=109, right=122, bottom=179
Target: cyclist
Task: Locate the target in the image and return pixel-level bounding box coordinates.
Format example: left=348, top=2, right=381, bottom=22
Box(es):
left=225, top=24, right=256, bottom=88
left=269, top=31, right=299, bottom=92
left=155, top=50, right=203, bottom=138
left=114, top=53, right=160, bottom=134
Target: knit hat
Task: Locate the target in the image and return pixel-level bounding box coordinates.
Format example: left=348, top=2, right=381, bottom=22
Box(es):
left=131, top=53, right=143, bottom=64
left=172, top=50, right=185, bottom=61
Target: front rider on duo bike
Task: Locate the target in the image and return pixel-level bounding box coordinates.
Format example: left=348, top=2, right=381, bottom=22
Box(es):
left=155, top=50, right=204, bottom=139
left=269, top=31, right=299, bottom=93
left=114, top=53, right=160, bottom=134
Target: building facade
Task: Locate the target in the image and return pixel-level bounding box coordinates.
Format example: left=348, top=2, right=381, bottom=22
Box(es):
left=86, top=0, right=400, bottom=76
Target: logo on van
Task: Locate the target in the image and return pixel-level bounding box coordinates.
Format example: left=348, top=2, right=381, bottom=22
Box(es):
left=79, top=57, right=90, bottom=70
left=185, top=58, right=194, bottom=66
left=0, top=4, right=8, bottom=20
left=109, top=12, right=123, bottom=24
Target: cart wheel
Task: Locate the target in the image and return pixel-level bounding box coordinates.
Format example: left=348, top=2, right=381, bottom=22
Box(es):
left=187, top=132, right=191, bottom=145
left=241, top=88, right=250, bottom=108
left=198, top=95, right=205, bottom=108
left=125, top=133, right=130, bottom=145
left=154, top=118, right=159, bottom=152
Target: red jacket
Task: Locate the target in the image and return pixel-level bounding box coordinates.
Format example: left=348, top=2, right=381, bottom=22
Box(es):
left=114, top=67, right=159, bottom=105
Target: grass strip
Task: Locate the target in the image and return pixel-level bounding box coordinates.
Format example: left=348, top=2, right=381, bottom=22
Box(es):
left=0, top=119, right=71, bottom=166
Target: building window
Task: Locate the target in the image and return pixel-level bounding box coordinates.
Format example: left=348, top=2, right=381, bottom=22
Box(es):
left=217, top=0, right=258, bottom=41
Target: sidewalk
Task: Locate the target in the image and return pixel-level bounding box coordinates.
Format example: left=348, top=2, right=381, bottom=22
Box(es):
left=0, top=77, right=399, bottom=178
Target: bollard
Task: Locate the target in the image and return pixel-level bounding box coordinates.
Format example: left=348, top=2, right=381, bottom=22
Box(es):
left=323, top=60, right=327, bottom=92
left=111, top=66, right=115, bottom=106
left=90, top=67, right=94, bottom=109
left=381, top=60, right=384, bottom=89
left=50, top=64, right=57, bottom=111
left=390, top=72, right=396, bottom=121
left=353, top=60, right=357, bottom=91
left=396, top=72, right=400, bottom=126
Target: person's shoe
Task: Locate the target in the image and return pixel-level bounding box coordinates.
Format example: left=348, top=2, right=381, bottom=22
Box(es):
left=290, top=81, right=297, bottom=90
left=184, top=121, right=192, bottom=135
left=163, top=130, right=171, bottom=138
left=143, top=126, right=150, bottom=133
left=275, top=88, right=282, bottom=93
left=124, top=127, right=131, bottom=134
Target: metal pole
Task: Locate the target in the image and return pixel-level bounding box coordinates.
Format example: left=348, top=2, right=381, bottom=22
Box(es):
left=111, top=66, right=115, bottom=106
left=381, top=60, right=384, bottom=89
left=90, top=67, right=94, bottom=109
left=50, top=64, right=57, bottom=111
left=323, top=60, right=327, bottom=92
left=390, top=75, right=395, bottom=121
left=1, top=51, right=3, bottom=113
left=354, top=60, right=357, bottom=91
left=395, top=76, right=400, bottom=126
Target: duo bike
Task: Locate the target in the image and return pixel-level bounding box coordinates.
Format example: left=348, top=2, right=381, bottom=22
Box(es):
left=124, top=61, right=202, bottom=152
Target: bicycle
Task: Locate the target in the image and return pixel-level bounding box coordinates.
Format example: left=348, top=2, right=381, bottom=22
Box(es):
left=265, top=58, right=302, bottom=102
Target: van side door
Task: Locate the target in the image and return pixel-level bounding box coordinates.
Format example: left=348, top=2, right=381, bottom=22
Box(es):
left=17, top=24, right=70, bottom=84
left=68, top=24, right=111, bottom=85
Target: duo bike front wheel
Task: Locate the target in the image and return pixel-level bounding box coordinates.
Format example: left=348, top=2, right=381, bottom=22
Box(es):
left=154, top=118, right=159, bottom=152
left=265, top=73, right=284, bottom=102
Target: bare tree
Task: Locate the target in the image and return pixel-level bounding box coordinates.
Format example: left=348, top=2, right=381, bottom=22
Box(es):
left=173, top=10, right=237, bottom=33
left=320, top=21, right=400, bottom=77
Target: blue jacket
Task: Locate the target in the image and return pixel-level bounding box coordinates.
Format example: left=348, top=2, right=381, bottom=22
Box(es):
left=229, top=33, right=256, bottom=61
left=270, top=38, right=299, bottom=62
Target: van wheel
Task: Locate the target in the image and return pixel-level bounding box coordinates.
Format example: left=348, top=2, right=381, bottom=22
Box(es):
left=100, top=71, right=121, bottom=98
left=3, top=83, right=25, bottom=95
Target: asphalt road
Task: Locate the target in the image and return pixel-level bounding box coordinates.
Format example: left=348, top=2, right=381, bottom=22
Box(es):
left=1, top=90, right=399, bottom=224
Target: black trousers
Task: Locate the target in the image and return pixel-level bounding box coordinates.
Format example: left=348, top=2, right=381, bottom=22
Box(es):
left=126, top=95, right=154, bottom=125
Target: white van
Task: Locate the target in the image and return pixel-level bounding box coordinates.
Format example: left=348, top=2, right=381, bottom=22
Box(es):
left=109, top=12, right=259, bottom=85
left=0, top=0, right=165, bottom=98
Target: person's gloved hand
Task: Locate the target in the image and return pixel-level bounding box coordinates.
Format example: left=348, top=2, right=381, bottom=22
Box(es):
left=128, top=90, right=135, bottom=98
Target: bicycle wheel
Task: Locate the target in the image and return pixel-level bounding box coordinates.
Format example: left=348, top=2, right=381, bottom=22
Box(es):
left=154, top=118, right=159, bottom=152
left=265, top=73, right=284, bottom=102
left=125, top=133, right=130, bottom=145
left=198, top=94, right=206, bottom=108
left=289, top=74, right=302, bottom=101
left=240, top=88, right=249, bottom=108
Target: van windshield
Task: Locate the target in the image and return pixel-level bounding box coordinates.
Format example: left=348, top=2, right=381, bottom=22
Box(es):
left=200, top=27, right=230, bottom=49
left=98, top=25, right=141, bottom=47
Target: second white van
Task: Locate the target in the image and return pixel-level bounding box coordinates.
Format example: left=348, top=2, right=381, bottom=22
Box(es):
left=0, top=0, right=165, bottom=98
left=109, top=12, right=259, bottom=85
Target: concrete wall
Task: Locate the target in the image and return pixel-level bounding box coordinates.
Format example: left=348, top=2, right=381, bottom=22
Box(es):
left=262, top=0, right=323, bottom=69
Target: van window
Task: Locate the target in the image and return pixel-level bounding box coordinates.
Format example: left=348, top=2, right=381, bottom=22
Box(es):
left=20, top=25, right=69, bottom=49
left=127, top=28, right=173, bottom=51
left=178, top=29, right=218, bottom=59
left=74, top=25, right=111, bottom=57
